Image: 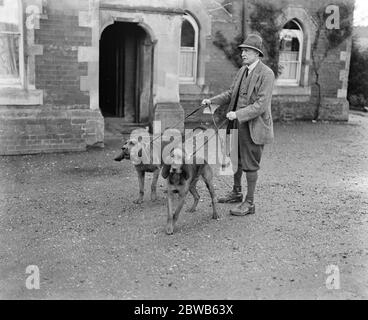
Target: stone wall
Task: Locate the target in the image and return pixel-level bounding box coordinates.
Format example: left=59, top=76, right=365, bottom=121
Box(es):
left=0, top=106, right=103, bottom=155
left=0, top=0, right=104, bottom=155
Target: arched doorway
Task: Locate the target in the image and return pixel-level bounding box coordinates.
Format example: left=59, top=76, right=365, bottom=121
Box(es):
left=99, top=22, right=153, bottom=123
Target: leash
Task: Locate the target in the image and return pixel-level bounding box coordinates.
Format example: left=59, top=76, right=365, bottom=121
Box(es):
left=150, top=104, right=207, bottom=145
left=188, top=107, right=237, bottom=184
left=131, top=103, right=209, bottom=163
left=133, top=102, right=232, bottom=168
left=189, top=116, right=229, bottom=159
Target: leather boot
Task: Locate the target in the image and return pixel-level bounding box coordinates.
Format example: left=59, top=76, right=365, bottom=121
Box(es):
left=218, top=186, right=243, bottom=203
left=230, top=200, right=255, bottom=216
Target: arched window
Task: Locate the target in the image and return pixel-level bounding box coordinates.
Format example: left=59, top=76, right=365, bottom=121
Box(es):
left=179, top=14, right=198, bottom=83
left=0, top=0, right=23, bottom=87
left=278, top=19, right=303, bottom=85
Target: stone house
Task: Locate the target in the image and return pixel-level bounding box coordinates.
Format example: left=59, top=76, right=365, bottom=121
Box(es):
left=0, top=0, right=354, bottom=155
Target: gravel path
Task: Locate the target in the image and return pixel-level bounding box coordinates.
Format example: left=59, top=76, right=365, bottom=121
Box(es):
left=1, top=112, right=367, bottom=300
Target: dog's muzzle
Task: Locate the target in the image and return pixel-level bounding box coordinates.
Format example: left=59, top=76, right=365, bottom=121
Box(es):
left=170, top=166, right=182, bottom=174
left=114, top=148, right=130, bottom=161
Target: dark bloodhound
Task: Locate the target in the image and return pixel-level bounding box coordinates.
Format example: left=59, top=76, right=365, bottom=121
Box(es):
left=161, top=148, right=219, bottom=235
left=114, top=126, right=209, bottom=205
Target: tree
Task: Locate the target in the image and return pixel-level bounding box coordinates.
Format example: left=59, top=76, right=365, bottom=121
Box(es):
left=348, top=40, right=368, bottom=110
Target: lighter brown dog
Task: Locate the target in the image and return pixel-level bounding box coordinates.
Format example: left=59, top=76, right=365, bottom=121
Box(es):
left=114, top=138, right=161, bottom=204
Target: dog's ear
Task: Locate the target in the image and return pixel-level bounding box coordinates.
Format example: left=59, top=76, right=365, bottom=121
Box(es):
left=182, top=164, right=191, bottom=180
left=161, top=164, right=171, bottom=179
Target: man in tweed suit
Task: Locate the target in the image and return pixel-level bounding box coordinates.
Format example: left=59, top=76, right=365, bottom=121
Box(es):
left=202, top=34, right=275, bottom=216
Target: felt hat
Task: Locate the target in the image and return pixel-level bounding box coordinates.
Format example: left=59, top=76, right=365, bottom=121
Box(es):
left=238, top=34, right=264, bottom=57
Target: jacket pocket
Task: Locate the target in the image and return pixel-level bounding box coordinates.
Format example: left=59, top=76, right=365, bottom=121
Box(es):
left=250, top=116, right=274, bottom=145
left=263, top=114, right=271, bottom=126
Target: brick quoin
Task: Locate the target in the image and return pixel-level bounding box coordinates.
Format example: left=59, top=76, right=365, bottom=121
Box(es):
left=35, top=12, right=92, bottom=106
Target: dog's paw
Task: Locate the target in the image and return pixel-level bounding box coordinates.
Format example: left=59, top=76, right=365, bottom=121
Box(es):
left=212, top=213, right=221, bottom=220
left=150, top=194, right=158, bottom=202
left=166, top=225, right=174, bottom=235
left=133, top=198, right=144, bottom=204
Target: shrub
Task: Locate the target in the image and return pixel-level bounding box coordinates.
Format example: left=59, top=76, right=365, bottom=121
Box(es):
left=348, top=40, right=368, bottom=110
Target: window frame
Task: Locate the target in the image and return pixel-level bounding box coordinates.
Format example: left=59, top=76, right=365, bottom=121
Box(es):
left=277, top=19, right=303, bottom=87
left=179, top=14, right=198, bottom=84
left=0, top=0, right=25, bottom=89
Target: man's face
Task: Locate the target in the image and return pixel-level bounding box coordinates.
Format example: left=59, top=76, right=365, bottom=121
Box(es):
left=241, top=48, right=259, bottom=66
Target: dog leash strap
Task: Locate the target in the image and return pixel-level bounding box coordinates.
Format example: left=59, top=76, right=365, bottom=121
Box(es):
left=185, top=104, right=208, bottom=120
left=190, top=117, right=229, bottom=158
left=150, top=104, right=206, bottom=144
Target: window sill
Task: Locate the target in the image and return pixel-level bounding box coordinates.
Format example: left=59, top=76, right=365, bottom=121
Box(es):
left=179, top=79, right=196, bottom=85
left=273, top=85, right=311, bottom=96
left=0, top=87, right=43, bottom=105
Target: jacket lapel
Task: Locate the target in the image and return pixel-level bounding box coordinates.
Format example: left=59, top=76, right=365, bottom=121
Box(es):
left=229, top=66, right=247, bottom=110
left=235, top=66, right=248, bottom=93
left=246, top=61, right=263, bottom=101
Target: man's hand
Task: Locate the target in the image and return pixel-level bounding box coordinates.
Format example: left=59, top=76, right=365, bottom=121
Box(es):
left=201, top=99, right=211, bottom=106
left=226, top=111, right=237, bottom=121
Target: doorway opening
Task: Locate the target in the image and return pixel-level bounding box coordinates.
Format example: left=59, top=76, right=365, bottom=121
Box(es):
left=99, top=22, right=153, bottom=124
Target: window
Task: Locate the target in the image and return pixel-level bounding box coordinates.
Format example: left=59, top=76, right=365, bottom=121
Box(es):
left=0, top=0, right=23, bottom=87
left=278, top=20, right=303, bottom=86
left=179, top=14, right=198, bottom=83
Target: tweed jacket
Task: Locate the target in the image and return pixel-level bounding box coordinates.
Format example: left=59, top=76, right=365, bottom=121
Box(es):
left=210, top=61, right=275, bottom=145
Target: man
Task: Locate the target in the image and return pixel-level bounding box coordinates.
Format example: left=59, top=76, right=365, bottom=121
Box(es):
left=202, top=34, right=275, bottom=216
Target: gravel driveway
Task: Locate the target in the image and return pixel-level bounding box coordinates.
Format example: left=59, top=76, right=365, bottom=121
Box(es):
left=1, top=112, right=367, bottom=300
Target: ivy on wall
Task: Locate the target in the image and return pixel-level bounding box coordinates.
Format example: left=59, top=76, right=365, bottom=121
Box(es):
left=311, top=2, right=354, bottom=120
left=213, top=31, right=244, bottom=68
left=248, top=1, right=283, bottom=76
left=213, top=1, right=282, bottom=76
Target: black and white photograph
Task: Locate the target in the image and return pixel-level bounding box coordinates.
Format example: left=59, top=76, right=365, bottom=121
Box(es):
left=0, top=0, right=367, bottom=303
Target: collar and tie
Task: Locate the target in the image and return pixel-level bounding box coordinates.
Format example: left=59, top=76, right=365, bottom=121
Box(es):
left=238, top=66, right=248, bottom=85
left=244, top=66, right=249, bottom=79
left=231, top=66, right=249, bottom=113
left=247, top=59, right=260, bottom=74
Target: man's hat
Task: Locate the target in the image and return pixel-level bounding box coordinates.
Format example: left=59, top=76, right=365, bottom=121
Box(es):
left=238, top=34, right=264, bottom=57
